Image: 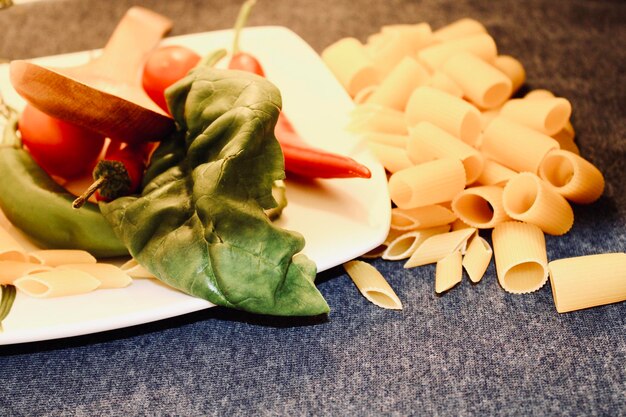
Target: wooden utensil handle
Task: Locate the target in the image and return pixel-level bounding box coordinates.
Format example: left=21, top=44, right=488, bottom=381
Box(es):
left=94, top=7, right=172, bottom=83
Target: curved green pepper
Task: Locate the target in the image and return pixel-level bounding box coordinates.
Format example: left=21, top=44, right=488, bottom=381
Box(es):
left=0, top=115, right=127, bottom=258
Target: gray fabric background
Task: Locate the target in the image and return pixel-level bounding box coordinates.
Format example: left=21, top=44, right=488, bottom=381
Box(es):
left=0, top=0, right=624, bottom=416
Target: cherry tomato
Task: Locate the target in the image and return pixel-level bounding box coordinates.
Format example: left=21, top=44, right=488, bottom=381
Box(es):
left=18, top=104, right=105, bottom=179
left=142, top=45, right=201, bottom=113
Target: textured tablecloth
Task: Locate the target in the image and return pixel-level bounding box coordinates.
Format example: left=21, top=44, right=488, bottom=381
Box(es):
left=0, top=1, right=624, bottom=416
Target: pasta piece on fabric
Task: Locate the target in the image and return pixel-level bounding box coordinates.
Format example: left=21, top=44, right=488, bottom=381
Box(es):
left=344, top=260, right=403, bottom=310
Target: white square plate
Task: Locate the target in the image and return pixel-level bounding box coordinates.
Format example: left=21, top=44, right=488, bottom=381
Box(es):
left=0, top=26, right=390, bottom=345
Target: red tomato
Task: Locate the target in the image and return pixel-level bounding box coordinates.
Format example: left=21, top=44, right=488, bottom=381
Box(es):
left=18, top=104, right=105, bottom=179
left=142, top=45, right=201, bottom=113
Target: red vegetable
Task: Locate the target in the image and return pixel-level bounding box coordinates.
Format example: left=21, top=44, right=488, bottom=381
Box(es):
left=228, top=0, right=371, bottom=179
left=18, top=103, right=105, bottom=179
left=142, top=45, right=201, bottom=113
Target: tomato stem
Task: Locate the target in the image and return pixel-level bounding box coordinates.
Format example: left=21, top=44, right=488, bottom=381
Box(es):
left=72, top=176, right=106, bottom=209
left=232, top=0, right=257, bottom=55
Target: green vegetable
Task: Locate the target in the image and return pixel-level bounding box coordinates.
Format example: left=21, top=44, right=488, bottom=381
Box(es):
left=100, top=67, right=329, bottom=316
left=0, top=285, right=17, bottom=332
left=0, top=113, right=128, bottom=258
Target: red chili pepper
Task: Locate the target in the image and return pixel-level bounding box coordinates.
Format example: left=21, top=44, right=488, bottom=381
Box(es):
left=227, top=0, right=371, bottom=180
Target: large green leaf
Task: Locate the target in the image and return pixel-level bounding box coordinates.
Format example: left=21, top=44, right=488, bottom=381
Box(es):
left=100, top=67, right=329, bottom=316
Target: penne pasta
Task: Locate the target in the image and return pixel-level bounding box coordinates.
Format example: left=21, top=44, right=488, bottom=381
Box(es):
left=321, top=37, right=379, bottom=97
left=492, top=221, right=548, bottom=294
left=14, top=269, right=101, bottom=298
left=0, top=261, right=52, bottom=285
left=432, top=18, right=487, bottom=42
left=366, top=56, right=431, bottom=110
left=417, top=33, right=498, bottom=71
left=442, top=52, right=512, bottom=109
left=367, top=142, right=414, bottom=173
left=383, top=225, right=450, bottom=260
left=57, top=263, right=133, bottom=289
left=451, top=185, right=511, bottom=229
left=353, top=85, right=378, bottom=104
left=407, top=122, right=485, bottom=184
left=388, top=158, right=466, bottom=209
left=0, top=224, right=28, bottom=262
left=475, top=159, right=517, bottom=186
left=362, top=131, right=408, bottom=148
left=390, top=205, right=457, bottom=231
left=481, top=117, right=559, bottom=174
left=435, top=250, right=463, bottom=294
left=120, top=258, right=157, bottom=279
left=502, top=172, right=574, bottom=236
left=344, top=260, right=403, bottom=310
left=492, top=55, right=525, bottom=94
left=548, top=253, right=626, bottom=313
left=28, top=249, right=97, bottom=266
left=405, top=86, right=482, bottom=146
left=427, top=71, right=464, bottom=98
left=462, top=236, right=492, bottom=283
left=404, top=227, right=476, bottom=268
left=499, top=97, right=572, bottom=136
left=538, top=149, right=605, bottom=204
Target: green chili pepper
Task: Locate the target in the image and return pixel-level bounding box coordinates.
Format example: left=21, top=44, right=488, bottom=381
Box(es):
left=0, top=113, right=128, bottom=258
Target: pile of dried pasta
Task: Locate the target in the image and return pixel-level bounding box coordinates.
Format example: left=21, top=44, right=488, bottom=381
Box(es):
left=323, top=18, right=626, bottom=313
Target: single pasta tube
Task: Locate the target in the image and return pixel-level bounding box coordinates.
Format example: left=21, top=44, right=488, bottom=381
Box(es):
left=344, top=260, right=403, bottom=310
left=321, top=37, right=379, bottom=97
left=366, top=56, right=431, bottom=110
left=475, top=159, right=517, bottom=186
left=499, top=97, right=572, bottom=136
left=383, top=225, right=450, bottom=261
left=451, top=185, right=511, bottom=229
left=428, top=71, right=464, bottom=98
left=502, top=173, right=574, bottom=235
left=57, top=263, right=133, bottom=289
left=462, top=236, right=492, bottom=283
left=417, top=33, right=498, bottom=71
left=524, top=89, right=554, bottom=100
left=380, top=22, right=434, bottom=54
left=404, top=227, right=476, bottom=268
left=405, top=86, right=482, bottom=146
left=0, top=224, right=28, bottom=262
left=362, top=131, right=408, bottom=148
left=548, top=253, right=626, bottom=313
left=120, top=258, right=157, bottom=279
left=14, top=269, right=101, bottom=298
left=492, top=221, right=548, bottom=294
left=28, top=249, right=97, bottom=266
left=481, top=117, right=559, bottom=174
left=442, top=52, right=512, bottom=109
left=0, top=261, right=52, bottom=285
left=367, top=142, right=414, bottom=173
left=388, top=158, right=466, bottom=209
left=407, top=121, right=485, bottom=184
left=348, top=105, right=408, bottom=135
left=538, top=149, right=605, bottom=204
left=492, top=55, right=525, bottom=94
left=435, top=250, right=463, bottom=294
left=390, top=205, right=457, bottom=231
left=432, top=18, right=487, bottom=42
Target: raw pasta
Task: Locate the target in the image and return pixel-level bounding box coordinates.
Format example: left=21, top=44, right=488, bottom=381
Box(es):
left=462, top=236, right=492, bottom=283
left=120, top=258, right=157, bottom=279
left=28, top=249, right=97, bottom=266
left=367, top=29, right=417, bottom=79
left=57, top=263, right=133, bottom=289
left=0, top=261, right=52, bottom=285
left=548, top=253, right=626, bottom=313
left=435, top=250, right=463, bottom=293
left=383, top=225, right=450, bottom=260
left=366, top=56, right=430, bottom=110
left=380, top=22, right=434, bottom=54
left=321, top=37, right=379, bottom=97
left=499, top=97, right=572, bottom=136
left=14, top=269, right=100, bottom=298
left=390, top=205, right=457, bottom=231
left=538, top=149, right=605, bottom=204
left=348, top=105, right=408, bottom=135
left=417, top=33, right=498, bottom=71
left=492, top=221, right=548, bottom=294
left=502, top=172, right=574, bottom=236
left=432, top=18, right=487, bottom=42
left=344, top=260, right=403, bottom=309
left=492, top=55, right=525, bottom=94
left=428, top=71, right=464, bottom=97
left=475, top=159, right=517, bottom=186
left=405, top=86, right=482, bottom=146
left=388, top=158, right=466, bottom=209
left=451, top=185, right=511, bottom=229
left=404, top=227, right=476, bottom=268
left=367, top=142, right=414, bottom=173
left=362, top=131, right=408, bottom=148
left=0, top=224, right=28, bottom=262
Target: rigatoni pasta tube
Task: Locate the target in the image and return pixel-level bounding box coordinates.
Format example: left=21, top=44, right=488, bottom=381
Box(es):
left=14, top=269, right=101, bottom=298
left=499, top=97, right=572, bottom=136
left=366, top=56, right=430, bottom=110
left=475, top=159, right=517, bottom=186
left=548, top=253, right=626, bottom=313
left=481, top=117, right=559, bottom=174
left=442, top=52, right=512, bottom=109
left=389, top=158, right=466, bottom=209
left=451, top=185, right=511, bottom=229
left=344, top=260, right=403, bottom=310
left=367, top=142, right=414, bottom=173
left=462, top=236, right=492, bottom=283
left=367, top=30, right=415, bottom=79
left=435, top=250, right=463, bottom=294
left=428, top=71, right=464, bottom=98
left=432, top=18, right=487, bottom=42
left=380, top=23, right=434, bottom=54
left=493, top=55, right=525, bottom=94
left=348, top=105, right=408, bottom=135
left=502, top=173, right=574, bottom=235
left=405, top=86, right=482, bottom=146
left=417, top=33, right=497, bottom=71
left=0, top=224, right=28, bottom=262
left=538, top=149, right=605, bottom=204
left=321, top=37, right=379, bottom=97
left=492, top=221, right=548, bottom=294
left=407, top=122, right=484, bottom=184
